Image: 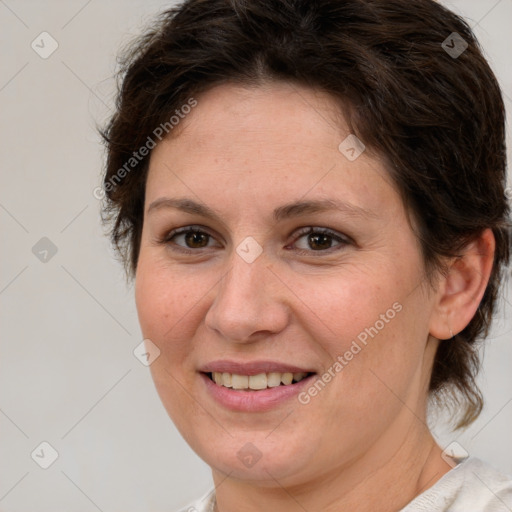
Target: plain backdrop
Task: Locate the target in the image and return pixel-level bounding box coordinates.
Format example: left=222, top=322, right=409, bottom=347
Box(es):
left=1, top=0, right=511, bottom=510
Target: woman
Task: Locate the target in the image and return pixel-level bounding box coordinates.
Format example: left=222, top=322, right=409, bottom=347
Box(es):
left=100, top=0, right=512, bottom=510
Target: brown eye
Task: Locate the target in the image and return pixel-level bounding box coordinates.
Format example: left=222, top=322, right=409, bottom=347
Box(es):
left=183, top=230, right=210, bottom=248
left=307, top=232, right=334, bottom=251
left=292, top=227, right=351, bottom=254
left=161, top=226, right=221, bottom=253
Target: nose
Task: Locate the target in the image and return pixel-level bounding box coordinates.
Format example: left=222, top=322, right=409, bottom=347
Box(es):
left=204, top=247, right=289, bottom=344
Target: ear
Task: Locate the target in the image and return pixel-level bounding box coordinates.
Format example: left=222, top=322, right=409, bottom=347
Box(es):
left=429, top=228, right=495, bottom=340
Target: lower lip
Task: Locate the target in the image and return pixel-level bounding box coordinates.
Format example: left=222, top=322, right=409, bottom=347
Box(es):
left=200, top=372, right=315, bottom=412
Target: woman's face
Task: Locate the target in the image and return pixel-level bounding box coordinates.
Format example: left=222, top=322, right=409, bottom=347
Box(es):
left=135, top=82, right=440, bottom=485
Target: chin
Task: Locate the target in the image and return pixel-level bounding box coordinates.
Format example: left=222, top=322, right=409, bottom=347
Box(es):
left=184, top=426, right=318, bottom=484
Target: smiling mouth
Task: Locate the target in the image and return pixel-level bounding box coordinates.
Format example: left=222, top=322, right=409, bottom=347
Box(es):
left=205, top=371, right=315, bottom=391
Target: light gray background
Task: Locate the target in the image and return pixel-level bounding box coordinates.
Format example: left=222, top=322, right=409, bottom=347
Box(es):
left=1, top=1, right=511, bottom=510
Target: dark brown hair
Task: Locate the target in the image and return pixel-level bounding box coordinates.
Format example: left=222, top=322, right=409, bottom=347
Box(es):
left=100, top=0, right=510, bottom=428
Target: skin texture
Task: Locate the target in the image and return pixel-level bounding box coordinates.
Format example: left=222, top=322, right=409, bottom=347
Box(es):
left=135, top=82, right=495, bottom=512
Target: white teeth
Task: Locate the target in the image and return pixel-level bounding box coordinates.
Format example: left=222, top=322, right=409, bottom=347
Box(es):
left=210, top=371, right=309, bottom=390
left=267, top=372, right=282, bottom=387
left=281, top=372, right=293, bottom=385
left=222, top=372, right=232, bottom=388
left=249, top=373, right=267, bottom=390
left=231, top=374, right=249, bottom=389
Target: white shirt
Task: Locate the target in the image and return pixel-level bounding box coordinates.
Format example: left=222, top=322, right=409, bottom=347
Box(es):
left=178, top=458, right=512, bottom=512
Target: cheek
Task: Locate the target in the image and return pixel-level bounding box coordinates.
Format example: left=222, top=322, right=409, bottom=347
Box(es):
left=134, top=257, right=206, bottom=423
left=135, top=257, right=193, bottom=347
left=301, top=263, right=427, bottom=400
left=291, top=266, right=403, bottom=353
left=135, top=253, right=220, bottom=369
left=332, top=293, right=428, bottom=418
left=135, top=264, right=168, bottom=338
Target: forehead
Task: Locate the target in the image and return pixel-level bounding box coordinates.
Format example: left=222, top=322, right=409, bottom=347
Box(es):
left=146, top=82, right=400, bottom=220
left=165, top=82, right=347, bottom=150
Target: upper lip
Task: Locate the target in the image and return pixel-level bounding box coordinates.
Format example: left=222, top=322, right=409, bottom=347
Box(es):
left=199, top=360, right=315, bottom=376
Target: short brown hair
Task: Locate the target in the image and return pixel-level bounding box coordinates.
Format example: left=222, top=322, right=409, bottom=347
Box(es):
left=100, top=0, right=511, bottom=428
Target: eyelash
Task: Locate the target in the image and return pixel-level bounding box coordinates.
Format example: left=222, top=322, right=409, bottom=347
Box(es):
left=157, top=225, right=352, bottom=256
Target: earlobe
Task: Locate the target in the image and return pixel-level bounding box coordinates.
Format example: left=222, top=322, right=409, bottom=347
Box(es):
left=429, top=228, right=495, bottom=341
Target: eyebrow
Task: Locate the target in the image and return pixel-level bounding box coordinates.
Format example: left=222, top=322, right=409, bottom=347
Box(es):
left=147, top=197, right=378, bottom=222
